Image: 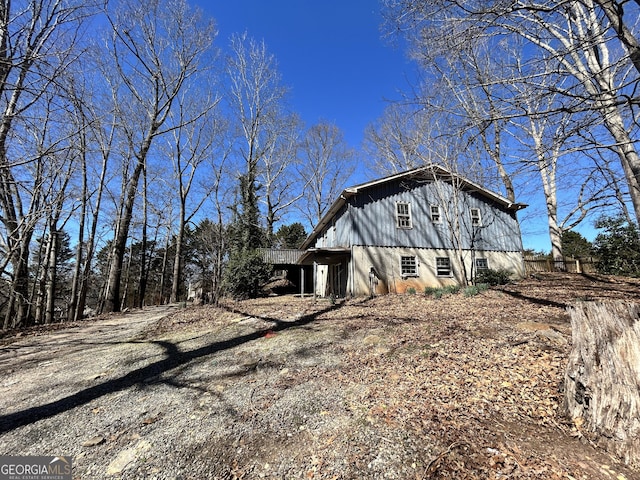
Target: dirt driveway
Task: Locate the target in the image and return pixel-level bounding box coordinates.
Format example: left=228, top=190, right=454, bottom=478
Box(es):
left=1, top=274, right=639, bottom=479
left=0, top=305, right=178, bottom=431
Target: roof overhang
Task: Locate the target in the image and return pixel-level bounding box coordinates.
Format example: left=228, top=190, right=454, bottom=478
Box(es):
left=297, top=247, right=351, bottom=265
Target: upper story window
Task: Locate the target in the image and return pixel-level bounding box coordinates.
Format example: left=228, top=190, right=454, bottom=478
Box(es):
left=401, top=255, right=418, bottom=277
left=436, top=257, right=452, bottom=277
left=470, top=208, right=482, bottom=227
left=396, top=202, right=412, bottom=229
left=430, top=205, right=441, bottom=223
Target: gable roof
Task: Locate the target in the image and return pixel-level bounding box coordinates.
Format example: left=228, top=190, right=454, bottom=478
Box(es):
left=301, top=164, right=527, bottom=250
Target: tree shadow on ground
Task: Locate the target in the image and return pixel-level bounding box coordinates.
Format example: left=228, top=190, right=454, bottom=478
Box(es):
left=497, top=286, right=568, bottom=309
left=0, top=301, right=344, bottom=434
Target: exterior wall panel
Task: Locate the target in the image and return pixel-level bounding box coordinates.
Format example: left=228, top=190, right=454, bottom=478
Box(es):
left=340, top=178, right=523, bottom=252
left=350, top=245, right=525, bottom=296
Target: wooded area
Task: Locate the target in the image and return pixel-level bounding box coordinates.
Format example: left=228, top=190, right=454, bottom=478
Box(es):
left=1, top=0, right=640, bottom=329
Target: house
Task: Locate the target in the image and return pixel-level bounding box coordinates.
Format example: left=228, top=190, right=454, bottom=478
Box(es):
left=297, top=164, right=527, bottom=297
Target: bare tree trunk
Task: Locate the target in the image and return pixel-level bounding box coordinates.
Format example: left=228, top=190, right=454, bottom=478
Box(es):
left=33, top=233, right=50, bottom=325
left=594, top=0, right=640, bottom=75
left=137, top=168, right=148, bottom=308
left=76, top=124, right=112, bottom=321
left=67, top=100, right=89, bottom=323
left=120, top=242, right=133, bottom=311
left=170, top=212, right=185, bottom=303
left=104, top=161, right=144, bottom=313
left=600, top=103, right=640, bottom=228
left=158, top=232, right=170, bottom=304
left=564, top=301, right=640, bottom=468
left=44, top=230, right=59, bottom=324
left=68, top=183, right=85, bottom=322
left=3, top=246, right=31, bottom=329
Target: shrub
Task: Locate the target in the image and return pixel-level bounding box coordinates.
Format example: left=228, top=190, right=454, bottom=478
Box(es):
left=223, top=249, right=272, bottom=299
left=406, top=287, right=417, bottom=295
left=424, top=285, right=459, bottom=298
left=464, top=283, right=488, bottom=297
left=475, top=268, right=512, bottom=286
left=443, top=284, right=460, bottom=295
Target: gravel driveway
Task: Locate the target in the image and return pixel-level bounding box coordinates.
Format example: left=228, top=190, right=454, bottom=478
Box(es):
left=2, top=281, right=639, bottom=479
left=0, top=300, right=358, bottom=479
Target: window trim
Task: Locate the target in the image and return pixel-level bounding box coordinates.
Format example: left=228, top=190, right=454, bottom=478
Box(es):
left=400, top=255, right=418, bottom=277
left=435, top=256, right=452, bottom=277
left=470, top=208, right=482, bottom=227
left=396, top=201, right=412, bottom=229
left=430, top=204, right=441, bottom=224
left=475, top=258, right=489, bottom=271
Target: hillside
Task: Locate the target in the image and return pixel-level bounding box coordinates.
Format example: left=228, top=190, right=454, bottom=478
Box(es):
left=1, top=273, right=639, bottom=479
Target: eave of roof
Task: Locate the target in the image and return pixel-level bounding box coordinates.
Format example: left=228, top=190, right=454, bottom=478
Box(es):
left=297, top=247, right=351, bottom=265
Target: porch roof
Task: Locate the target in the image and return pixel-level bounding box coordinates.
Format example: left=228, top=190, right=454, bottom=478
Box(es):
left=297, top=247, right=351, bottom=266
left=258, top=248, right=306, bottom=265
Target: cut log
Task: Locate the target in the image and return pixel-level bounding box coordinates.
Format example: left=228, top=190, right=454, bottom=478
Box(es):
left=564, top=301, right=640, bottom=467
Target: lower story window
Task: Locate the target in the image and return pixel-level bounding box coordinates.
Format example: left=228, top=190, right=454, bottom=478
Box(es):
left=401, top=255, right=418, bottom=277
left=436, top=257, right=451, bottom=276
left=475, top=258, right=489, bottom=271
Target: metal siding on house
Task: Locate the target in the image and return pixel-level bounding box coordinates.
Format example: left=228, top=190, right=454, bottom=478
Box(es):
left=313, top=204, right=351, bottom=248
left=344, top=178, right=523, bottom=252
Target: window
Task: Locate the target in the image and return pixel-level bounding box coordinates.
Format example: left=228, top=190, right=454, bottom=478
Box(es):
left=436, top=257, right=451, bottom=276
left=401, top=256, right=418, bottom=277
left=396, top=202, right=412, bottom=228
left=475, top=258, right=489, bottom=271
left=430, top=205, right=441, bottom=223
left=470, top=208, right=482, bottom=226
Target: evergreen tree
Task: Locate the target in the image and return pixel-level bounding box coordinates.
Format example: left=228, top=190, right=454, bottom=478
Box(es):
left=593, top=216, right=640, bottom=276
left=561, top=230, right=593, bottom=258
left=223, top=175, right=271, bottom=299
left=273, top=222, right=307, bottom=248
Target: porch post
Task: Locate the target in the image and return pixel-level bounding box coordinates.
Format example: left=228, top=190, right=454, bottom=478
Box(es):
left=300, top=266, right=305, bottom=298
left=313, top=261, right=317, bottom=300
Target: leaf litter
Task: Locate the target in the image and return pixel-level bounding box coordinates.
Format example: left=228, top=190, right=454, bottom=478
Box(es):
left=1, top=273, right=640, bottom=479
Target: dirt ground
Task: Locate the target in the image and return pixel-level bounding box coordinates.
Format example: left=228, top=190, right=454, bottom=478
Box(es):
left=1, top=273, right=640, bottom=479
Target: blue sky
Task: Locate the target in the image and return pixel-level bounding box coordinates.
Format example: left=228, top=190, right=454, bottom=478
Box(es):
left=200, top=1, right=412, bottom=151
left=195, top=1, right=574, bottom=253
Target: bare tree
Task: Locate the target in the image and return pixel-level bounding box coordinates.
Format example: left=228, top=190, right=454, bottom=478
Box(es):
left=507, top=1, right=640, bottom=226
left=166, top=92, right=222, bottom=303
left=260, top=112, right=303, bottom=241
left=383, top=0, right=640, bottom=227
left=226, top=32, right=289, bottom=249
left=99, top=0, right=215, bottom=313
left=297, top=121, right=356, bottom=227
left=363, top=103, right=434, bottom=174
left=593, top=0, right=640, bottom=75
left=0, top=0, right=99, bottom=329
left=430, top=43, right=518, bottom=203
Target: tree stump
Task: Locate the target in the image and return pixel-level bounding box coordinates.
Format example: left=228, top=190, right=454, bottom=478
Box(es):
left=564, top=301, right=640, bottom=467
